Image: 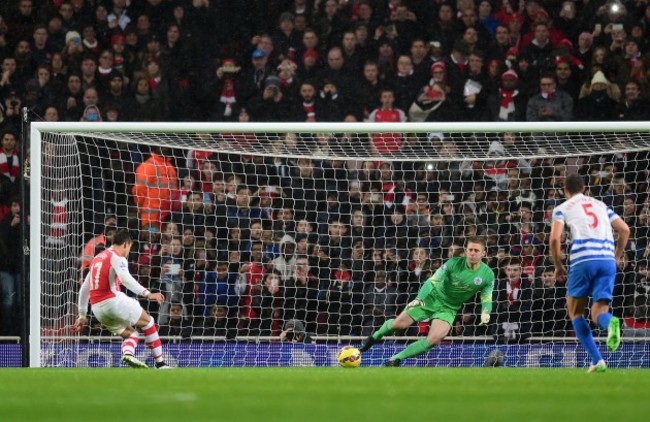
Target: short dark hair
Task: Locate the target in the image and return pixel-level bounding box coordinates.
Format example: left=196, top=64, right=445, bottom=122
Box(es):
left=1, top=129, right=18, bottom=141
left=539, top=73, right=556, bottom=83
left=465, top=236, right=486, bottom=250
left=501, top=256, right=522, bottom=267
left=112, top=229, right=132, bottom=245
left=565, top=173, right=585, bottom=194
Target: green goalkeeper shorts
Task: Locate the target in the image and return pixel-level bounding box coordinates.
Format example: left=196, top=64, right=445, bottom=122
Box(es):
left=404, top=281, right=457, bottom=326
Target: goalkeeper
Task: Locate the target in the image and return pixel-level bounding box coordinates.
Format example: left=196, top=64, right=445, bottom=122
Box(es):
left=359, top=237, right=495, bottom=366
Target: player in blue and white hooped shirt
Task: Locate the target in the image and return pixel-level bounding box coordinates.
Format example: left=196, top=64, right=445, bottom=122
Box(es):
left=550, top=174, right=630, bottom=373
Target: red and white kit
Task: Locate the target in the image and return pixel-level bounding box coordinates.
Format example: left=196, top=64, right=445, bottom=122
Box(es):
left=78, top=248, right=151, bottom=334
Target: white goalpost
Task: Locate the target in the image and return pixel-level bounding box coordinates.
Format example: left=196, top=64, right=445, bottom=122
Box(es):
left=28, top=121, right=650, bottom=368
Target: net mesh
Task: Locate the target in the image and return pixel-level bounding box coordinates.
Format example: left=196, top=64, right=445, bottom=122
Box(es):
left=34, top=126, right=650, bottom=367
left=39, top=133, right=83, bottom=366
left=52, top=129, right=650, bottom=161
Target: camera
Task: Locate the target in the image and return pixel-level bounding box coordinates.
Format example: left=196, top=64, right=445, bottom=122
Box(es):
left=10, top=99, right=19, bottom=107
left=86, top=112, right=98, bottom=121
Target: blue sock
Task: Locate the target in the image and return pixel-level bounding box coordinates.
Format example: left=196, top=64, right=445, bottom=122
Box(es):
left=597, top=313, right=613, bottom=331
left=572, top=317, right=602, bottom=365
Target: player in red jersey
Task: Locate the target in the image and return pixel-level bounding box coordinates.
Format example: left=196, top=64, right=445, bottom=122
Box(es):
left=74, top=229, right=171, bottom=369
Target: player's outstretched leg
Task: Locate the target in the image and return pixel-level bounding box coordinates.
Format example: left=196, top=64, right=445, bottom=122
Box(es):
left=142, top=317, right=171, bottom=368
left=387, top=338, right=432, bottom=365
left=384, top=319, right=449, bottom=366
left=358, top=336, right=376, bottom=353
left=121, top=331, right=147, bottom=368
left=359, top=318, right=395, bottom=352
left=362, top=311, right=418, bottom=354
left=121, top=331, right=139, bottom=356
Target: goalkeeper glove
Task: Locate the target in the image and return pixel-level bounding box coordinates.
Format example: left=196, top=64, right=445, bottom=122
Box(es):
left=479, top=312, right=490, bottom=326
left=405, top=299, right=424, bottom=310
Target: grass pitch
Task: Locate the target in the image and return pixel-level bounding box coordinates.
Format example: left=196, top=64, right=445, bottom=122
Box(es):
left=1, top=368, right=649, bottom=422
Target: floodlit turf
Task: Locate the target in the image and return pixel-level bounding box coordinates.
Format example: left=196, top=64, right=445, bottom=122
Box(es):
left=1, top=368, right=650, bottom=422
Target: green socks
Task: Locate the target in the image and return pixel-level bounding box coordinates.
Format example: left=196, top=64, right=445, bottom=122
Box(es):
left=372, top=320, right=434, bottom=362
left=393, top=338, right=433, bottom=361
left=372, top=319, right=395, bottom=340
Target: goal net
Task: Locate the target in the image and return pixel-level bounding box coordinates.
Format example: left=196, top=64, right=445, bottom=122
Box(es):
left=27, top=122, right=650, bottom=368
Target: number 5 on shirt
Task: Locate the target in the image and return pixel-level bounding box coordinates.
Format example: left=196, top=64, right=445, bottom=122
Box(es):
left=581, top=203, right=599, bottom=228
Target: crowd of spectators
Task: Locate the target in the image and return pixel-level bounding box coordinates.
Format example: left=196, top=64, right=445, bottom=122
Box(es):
left=0, top=0, right=650, bottom=339
left=2, top=0, right=650, bottom=131
left=65, top=132, right=648, bottom=342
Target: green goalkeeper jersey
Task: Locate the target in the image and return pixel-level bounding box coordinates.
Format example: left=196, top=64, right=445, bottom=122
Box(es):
left=419, top=256, right=495, bottom=314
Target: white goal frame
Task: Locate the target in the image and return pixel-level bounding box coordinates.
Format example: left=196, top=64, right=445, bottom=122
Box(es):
left=29, top=121, right=650, bottom=368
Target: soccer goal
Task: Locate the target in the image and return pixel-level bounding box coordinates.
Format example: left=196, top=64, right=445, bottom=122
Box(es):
left=24, top=121, right=650, bottom=368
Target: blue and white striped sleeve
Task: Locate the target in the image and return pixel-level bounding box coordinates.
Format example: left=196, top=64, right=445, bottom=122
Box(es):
left=607, top=207, right=620, bottom=222
left=551, top=207, right=565, bottom=224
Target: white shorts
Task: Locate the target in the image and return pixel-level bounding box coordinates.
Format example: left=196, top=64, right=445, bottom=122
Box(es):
left=92, top=293, right=143, bottom=335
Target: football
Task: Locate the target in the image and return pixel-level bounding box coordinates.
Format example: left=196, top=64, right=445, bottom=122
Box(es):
left=337, top=346, right=362, bottom=368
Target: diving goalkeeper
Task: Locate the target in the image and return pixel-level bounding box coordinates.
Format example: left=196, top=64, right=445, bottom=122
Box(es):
left=359, top=237, right=495, bottom=366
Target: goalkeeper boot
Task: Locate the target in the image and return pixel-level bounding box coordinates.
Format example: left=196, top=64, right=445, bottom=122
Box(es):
left=358, top=336, right=377, bottom=353
left=606, top=316, right=621, bottom=352
left=384, top=358, right=402, bottom=367
left=155, top=361, right=173, bottom=369
left=122, top=354, right=148, bottom=369
left=587, top=359, right=607, bottom=373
